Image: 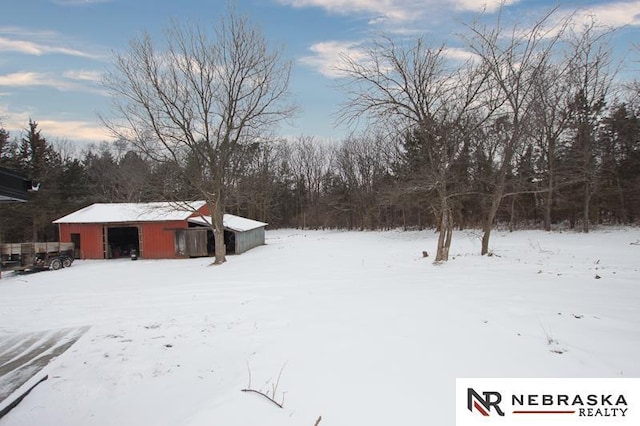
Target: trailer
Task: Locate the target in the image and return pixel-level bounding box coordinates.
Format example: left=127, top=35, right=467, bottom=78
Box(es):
left=0, top=242, right=74, bottom=274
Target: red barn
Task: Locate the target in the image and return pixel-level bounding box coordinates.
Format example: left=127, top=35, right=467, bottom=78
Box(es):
left=53, top=201, right=210, bottom=259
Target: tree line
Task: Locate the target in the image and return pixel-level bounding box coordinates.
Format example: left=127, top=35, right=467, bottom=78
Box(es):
left=1, top=7, right=639, bottom=261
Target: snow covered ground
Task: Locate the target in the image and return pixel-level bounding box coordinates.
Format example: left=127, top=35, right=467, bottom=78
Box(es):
left=0, top=227, right=639, bottom=425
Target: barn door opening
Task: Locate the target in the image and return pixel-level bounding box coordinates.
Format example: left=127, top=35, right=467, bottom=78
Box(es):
left=174, top=228, right=208, bottom=257
left=208, top=229, right=236, bottom=255
left=224, top=230, right=236, bottom=254
left=107, top=226, right=140, bottom=258
left=70, top=233, right=81, bottom=259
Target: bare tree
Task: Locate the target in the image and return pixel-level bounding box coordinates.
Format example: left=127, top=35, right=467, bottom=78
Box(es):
left=563, top=19, right=616, bottom=233
left=465, top=7, right=567, bottom=254
left=338, top=36, right=489, bottom=261
left=232, top=144, right=261, bottom=218
left=288, top=135, right=334, bottom=229
left=530, top=60, right=573, bottom=231
left=333, top=131, right=397, bottom=230
left=102, top=8, right=295, bottom=264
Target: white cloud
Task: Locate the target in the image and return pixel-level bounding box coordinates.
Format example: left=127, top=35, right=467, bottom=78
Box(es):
left=33, top=119, right=112, bottom=142
left=452, top=0, right=519, bottom=13
left=508, top=1, right=640, bottom=42
left=280, top=1, right=640, bottom=36
left=0, top=71, right=107, bottom=96
left=0, top=37, right=44, bottom=55
left=278, top=0, right=520, bottom=23
left=296, top=1, right=640, bottom=79
left=0, top=27, right=103, bottom=59
left=569, top=0, right=640, bottom=28
left=442, top=46, right=478, bottom=62
left=0, top=36, right=99, bottom=59
left=0, top=105, right=111, bottom=142
left=63, top=70, right=103, bottom=83
left=0, top=72, right=77, bottom=90
left=300, top=41, right=481, bottom=78
left=278, top=0, right=412, bottom=21
left=299, top=40, right=366, bottom=78
left=0, top=27, right=59, bottom=38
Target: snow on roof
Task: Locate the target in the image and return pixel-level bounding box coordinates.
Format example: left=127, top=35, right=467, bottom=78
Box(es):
left=53, top=201, right=207, bottom=224
left=188, top=214, right=267, bottom=232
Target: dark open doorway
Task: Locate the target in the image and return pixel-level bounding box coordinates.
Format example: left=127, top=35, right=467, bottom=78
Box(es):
left=107, top=226, right=139, bottom=258
left=207, top=229, right=236, bottom=255
left=187, top=223, right=236, bottom=256
left=70, top=233, right=81, bottom=259
left=224, top=230, right=236, bottom=254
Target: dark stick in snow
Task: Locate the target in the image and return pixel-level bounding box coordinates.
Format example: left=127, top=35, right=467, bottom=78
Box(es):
left=240, top=388, right=284, bottom=408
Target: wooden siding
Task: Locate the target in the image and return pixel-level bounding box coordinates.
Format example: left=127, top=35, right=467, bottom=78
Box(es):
left=174, top=228, right=208, bottom=257
left=139, top=221, right=187, bottom=259
left=192, top=203, right=211, bottom=219
left=58, top=223, right=103, bottom=259
left=235, top=227, right=266, bottom=254
left=59, top=220, right=191, bottom=259
left=56, top=202, right=215, bottom=260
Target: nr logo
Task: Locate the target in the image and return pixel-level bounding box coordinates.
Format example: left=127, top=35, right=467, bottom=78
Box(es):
left=467, top=388, right=505, bottom=416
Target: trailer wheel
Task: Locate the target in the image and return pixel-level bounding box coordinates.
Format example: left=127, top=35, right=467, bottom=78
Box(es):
left=50, top=258, right=62, bottom=270
left=62, top=257, right=73, bottom=268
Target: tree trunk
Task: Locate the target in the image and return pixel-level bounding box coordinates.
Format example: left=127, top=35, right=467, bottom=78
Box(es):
left=435, top=196, right=453, bottom=262
left=481, top=220, right=492, bottom=256
left=509, top=196, right=516, bottom=232
left=582, top=180, right=591, bottom=233
left=443, top=213, right=452, bottom=258
left=616, top=176, right=627, bottom=224
left=544, top=171, right=553, bottom=232
left=481, top=132, right=516, bottom=255
left=481, top=189, right=503, bottom=255
left=212, top=202, right=226, bottom=265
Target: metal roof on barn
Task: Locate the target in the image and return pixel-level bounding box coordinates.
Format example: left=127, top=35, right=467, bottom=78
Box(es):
left=53, top=201, right=207, bottom=224
left=188, top=214, right=267, bottom=232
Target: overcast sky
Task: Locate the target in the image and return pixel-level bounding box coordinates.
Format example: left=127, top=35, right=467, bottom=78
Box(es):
left=1, top=0, right=639, bottom=148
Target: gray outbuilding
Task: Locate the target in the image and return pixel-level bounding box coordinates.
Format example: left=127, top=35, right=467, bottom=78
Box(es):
left=188, top=214, right=267, bottom=255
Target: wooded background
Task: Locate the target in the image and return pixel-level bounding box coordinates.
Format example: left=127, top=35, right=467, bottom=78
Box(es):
left=1, top=9, right=639, bottom=251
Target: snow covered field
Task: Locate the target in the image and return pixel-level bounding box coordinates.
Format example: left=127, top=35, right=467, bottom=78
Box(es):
left=0, top=228, right=639, bottom=426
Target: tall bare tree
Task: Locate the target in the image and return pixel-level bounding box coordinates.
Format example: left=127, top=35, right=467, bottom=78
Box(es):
left=465, top=7, right=566, bottom=254
left=288, top=135, right=334, bottom=229
left=338, top=36, right=489, bottom=261
left=333, top=131, right=397, bottom=230
left=530, top=60, right=573, bottom=231
left=102, top=8, right=295, bottom=264
left=563, top=19, right=616, bottom=233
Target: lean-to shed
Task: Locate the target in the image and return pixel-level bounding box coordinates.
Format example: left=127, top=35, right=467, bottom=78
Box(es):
left=188, top=214, right=267, bottom=255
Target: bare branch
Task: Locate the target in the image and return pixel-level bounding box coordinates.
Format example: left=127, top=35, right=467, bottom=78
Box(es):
left=240, top=389, right=284, bottom=409
left=101, top=6, right=295, bottom=264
